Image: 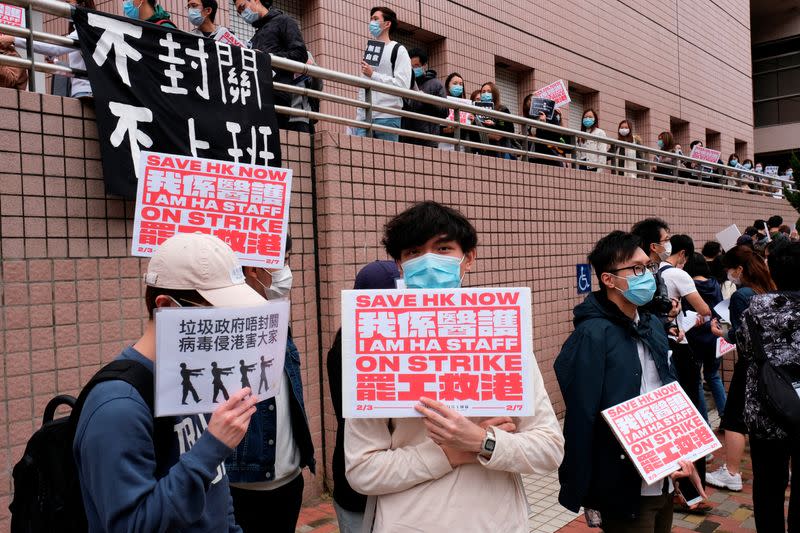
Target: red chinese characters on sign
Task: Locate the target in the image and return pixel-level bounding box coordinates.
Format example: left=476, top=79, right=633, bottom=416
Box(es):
left=534, top=80, right=571, bottom=109
left=216, top=30, right=246, bottom=48
left=132, top=152, right=292, bottom=267
left=689, top=145, right=722, bottom=164
left=602, top=382, right=721, bottom=484
left=0, top=3, right=25, bottom=28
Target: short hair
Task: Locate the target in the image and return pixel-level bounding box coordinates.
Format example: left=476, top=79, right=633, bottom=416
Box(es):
left=689, top=140, right=702, bottom=150
left=767, top=215, right=783, bottom=229
left=779, top=224, right=791, bottom=235
left=669, top=234, right=694, bottom=258
left=767, top=241, right=800, bottom=291
left=382, top=201, right=478, bottom=261
left=370, top=6, right=397, bottom=34
left=201, top=0, right=218, bottom=21
left=144, top=286, right=208, bottom=319
left=701, top=241, right=721, bottom=258
left=408, top=47, right=428, bottom=65
left=684, top=252, right=711, bottom=278
left=744, top=226, right=759, bottom=237
left=753, top=219, right=767, bottom=231
left=588, top=231, right=643, bottom=285
left=631, top=217, right=670, bottom=256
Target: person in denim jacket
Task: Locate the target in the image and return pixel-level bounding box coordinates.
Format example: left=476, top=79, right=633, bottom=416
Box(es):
left=225, top=263, right=315, bottom=533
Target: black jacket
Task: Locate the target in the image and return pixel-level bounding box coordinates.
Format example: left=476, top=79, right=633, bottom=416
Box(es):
left=554, top=291, right=676, bottom=520
left=401, top=69, right=449, bottom=147
left=249, top=9, right=307, bottom=104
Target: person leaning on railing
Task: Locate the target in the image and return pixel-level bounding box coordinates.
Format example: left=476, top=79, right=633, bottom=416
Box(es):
left=609, top=119, right=638, bottom=179
left=0, top=34, right=28, bottom=90
left=474, top=81, right=516, bottom=160
left=521, top=94, right=570, bottom=168
left=438, top=72, right=472, bottom=152
left=652, top=131, right=680, bottom=180
left=575, top=108, right=608, bottom=172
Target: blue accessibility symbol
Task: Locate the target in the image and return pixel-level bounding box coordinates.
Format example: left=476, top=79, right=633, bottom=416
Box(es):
left=576, top=264, right=592, bottom=294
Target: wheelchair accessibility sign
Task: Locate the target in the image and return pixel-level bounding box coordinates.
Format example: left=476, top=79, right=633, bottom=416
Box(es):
left=576, top=264, right=592, bottom=294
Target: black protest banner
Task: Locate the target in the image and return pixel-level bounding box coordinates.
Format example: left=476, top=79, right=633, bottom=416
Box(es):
left=73, top=7, right=281, bottom=199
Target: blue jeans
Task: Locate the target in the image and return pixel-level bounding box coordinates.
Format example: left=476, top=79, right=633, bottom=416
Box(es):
left=698, top=356, right=727, bottom=421
left=353, top=117, right=401, bottom=142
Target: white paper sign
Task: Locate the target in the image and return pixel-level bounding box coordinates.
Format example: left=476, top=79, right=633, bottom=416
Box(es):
left=713, top=299, right=730, bottom=324
left=341, top=287, right=535, bottom=418
left=716, top=337, right=736, bottom=359
left=677, top=311, right=698, bottom=333
left=715, top=224, right=741, bottom=252
left=155, top=301, right=289, bottom=417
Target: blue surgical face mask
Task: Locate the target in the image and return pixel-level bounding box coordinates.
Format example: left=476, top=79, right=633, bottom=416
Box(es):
left=402, top=253, right=464, bottom=289
left=615, top=270, right=657, bottom=306
left=187, top=7, right=204, bottom=26
left=369, top=20, right=382, bottom=38
left=449, top=84, right=463, bottom=97
left=657, top=139, right=664, bottom=149
left=413, top=67, right=425, bottom=78
left=480, top=92, right=493, bottom=103
left=729, top=159, right=738, bottom=166
left=743, top=163, right=752, bottom=170
left=241, top=6, right=260, bottom=24
left=123, top=0, right=140, bottom=19
left=582, top=117, right=595, bottom=128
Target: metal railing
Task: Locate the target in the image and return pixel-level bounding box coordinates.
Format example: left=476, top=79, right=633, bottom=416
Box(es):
left=1, top=0, right=795, bottom=197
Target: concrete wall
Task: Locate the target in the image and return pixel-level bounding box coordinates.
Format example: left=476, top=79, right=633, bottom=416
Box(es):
left=1, top=90, right=795, bottom=529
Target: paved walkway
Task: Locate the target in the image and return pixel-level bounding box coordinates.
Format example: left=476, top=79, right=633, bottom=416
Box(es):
left=296, top=410, right=787, bottom=532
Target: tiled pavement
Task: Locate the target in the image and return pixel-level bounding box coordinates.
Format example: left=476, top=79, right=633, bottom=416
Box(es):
left=296, top=410, right=788, bottom=532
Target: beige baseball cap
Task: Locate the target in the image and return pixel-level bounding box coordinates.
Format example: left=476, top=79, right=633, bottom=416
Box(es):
left=144, top=233, right=265, bottom=307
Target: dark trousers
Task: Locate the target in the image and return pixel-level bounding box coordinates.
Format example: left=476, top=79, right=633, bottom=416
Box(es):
left=670, top=340, right=706, bottom=484
left=602, top=491, right=673, bottom=533
left=750, top=436, right=799, bottom=533
left=230, top=473, right=304, bottom=533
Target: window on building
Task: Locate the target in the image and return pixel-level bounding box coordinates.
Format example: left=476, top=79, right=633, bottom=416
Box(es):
left=494, top=65, right=520, bottom=117
left=568, top=92, right=584, bottom=131
left=625, top=101, right=650, bottom=142
left=227, top=0, right=304, bottom=45
left=669, top=117, right=690, bottom=150
left=705, top=130, right=721, bottom=151
left=753, top=36, right=800, bottom=127
left=735, top=139, right=749, bottom=159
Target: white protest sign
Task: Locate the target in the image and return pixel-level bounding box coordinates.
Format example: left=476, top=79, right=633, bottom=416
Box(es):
left=716, top=337, right=736, bottom=359
left=689, top=145, right=721, bottom=164
left=602, top=382, right=721, bottom=485
left=341, top=287, right=534, bottom=418
left=765, top=165, right=779, bottom=177
left=715, top=224, right=741, bottom=252
left=132, top=151, right=293, bottom=268
left=0, top=3, right=26, bottom=28
left=155, top=301, right=289, bottom=417
left=677, top=311, right=698, bottom=333
left=534, top=79, right=571, bottom=109
left=446, top=96, right=473, bottom=124
left=713, top=299, right=730, bottom=324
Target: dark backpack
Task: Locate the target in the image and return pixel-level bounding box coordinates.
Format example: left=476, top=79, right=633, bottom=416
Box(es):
left=641, top=264, right=675, bottom=318
left=9, top=359, right=169, bottom=533
left=389, top=43, right=415, bottom=90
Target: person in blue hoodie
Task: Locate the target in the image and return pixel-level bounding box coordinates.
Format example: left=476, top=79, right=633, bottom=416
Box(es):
left=555, top=230, right=702, bottom=532
left=73, top=233, right=262, bottom=532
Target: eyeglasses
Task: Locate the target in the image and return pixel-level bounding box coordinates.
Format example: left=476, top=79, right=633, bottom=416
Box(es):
left=607, top=263, right=658, bottom=277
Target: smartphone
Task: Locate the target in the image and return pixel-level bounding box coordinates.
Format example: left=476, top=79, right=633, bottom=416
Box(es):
left=676, top=476, right=703, bottom=507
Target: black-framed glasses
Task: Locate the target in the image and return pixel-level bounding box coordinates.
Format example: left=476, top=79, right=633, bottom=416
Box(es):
left=607, top=263, right=658, bottom=277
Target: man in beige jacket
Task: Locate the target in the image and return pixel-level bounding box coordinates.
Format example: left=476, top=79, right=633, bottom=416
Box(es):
left=345, top=201, right=565, bottom=532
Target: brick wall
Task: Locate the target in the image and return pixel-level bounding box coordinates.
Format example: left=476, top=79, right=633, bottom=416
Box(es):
left=0, top=90, right=796, bottom=529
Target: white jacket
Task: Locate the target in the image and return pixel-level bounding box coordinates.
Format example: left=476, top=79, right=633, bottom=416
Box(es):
left=577, top=127, right=609, bottom=171
left=356, top=40, right=411, bottom=121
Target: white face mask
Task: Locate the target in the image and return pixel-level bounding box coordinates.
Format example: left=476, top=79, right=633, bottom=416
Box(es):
left=267, top=265, right=293, bottom=300
left=657, top=241, right=672, bottom=261
left=727, top=271, right=741, bottom=286
left=619, top=128, right=630, bottom=136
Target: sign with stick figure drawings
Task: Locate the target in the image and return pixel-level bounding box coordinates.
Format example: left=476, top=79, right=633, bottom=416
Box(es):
left=155, top=300, right=289, bottom=416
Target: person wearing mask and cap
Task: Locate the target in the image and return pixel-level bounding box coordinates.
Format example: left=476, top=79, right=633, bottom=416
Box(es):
left=186, top=0, right=239, bottom=43
left=122, top=0, right=177, bottom=27
left=327, top=260, right=401, bottom=533
left=345, top=201, right=564, bottom=533
left=225, top=235, right=316, bottom=533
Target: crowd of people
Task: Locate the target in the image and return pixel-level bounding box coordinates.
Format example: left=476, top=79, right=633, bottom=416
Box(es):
left=1, top=3, right=797, bottom=185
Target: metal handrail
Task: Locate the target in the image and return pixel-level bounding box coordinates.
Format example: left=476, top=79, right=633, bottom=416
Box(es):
left=1, top=0, right=794, bottom=197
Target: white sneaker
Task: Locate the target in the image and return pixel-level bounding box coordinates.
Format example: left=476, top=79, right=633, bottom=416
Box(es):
left=706, top=465, right=743, bottom=491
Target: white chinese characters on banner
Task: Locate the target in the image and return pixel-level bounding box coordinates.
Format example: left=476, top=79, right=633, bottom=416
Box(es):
left=342, top=288, right=535, bottom=418
left=155, top=301, right=289, bottom=417
left=131, top=151, right=292, bottom=268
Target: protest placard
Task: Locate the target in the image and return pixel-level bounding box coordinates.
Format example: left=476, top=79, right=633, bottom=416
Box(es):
left=689, top=145, right=721, bottom=164
left=765, top=165, right=779, bottom=177
left=216, top=29, right=246, bottom=48
left=534, top=79, right=571, bottom=109
left=155, top=300, right=289, bottom=417
left=363, top=40, right=385, bottom=66
left=131, top=151, right=292, bottom=268
left=530, top=97, right=556, bottom=120
left=73, top=8, right=282, bottom=199
left=0, top=2, right=25, bottom=27
left=446, top=96, right=472, bottom=124
left=713, top=299, right=730, bottom=324
left=716, top=337, right=736, bottom=358
left=341, top=287, right=534, bottom=418
left=602, top=382, right=721, bottom=485
left=715, top=224, right=741, bottom=252
left=677, top=311, right=699, bottom=333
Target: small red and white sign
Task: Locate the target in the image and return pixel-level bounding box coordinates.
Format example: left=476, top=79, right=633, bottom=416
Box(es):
left=602, top=382, right=721, bottom=485
left=534, top=80, right=571, bottom=109
left=689, top=145, right=721, bottom=165
left=0, top=3, right=26, bottom=28
left=446, top=96, right=472, bottom=124
left=341, top=287, right=534, bottom=418
left=132, top=151, right=293, bottom=268
left=716, top=337, right=736, bottom=358
left=216, top=29, right=246, bottom=48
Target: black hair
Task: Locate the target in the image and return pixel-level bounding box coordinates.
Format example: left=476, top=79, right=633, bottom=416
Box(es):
left=684, top=252, right=711, bottom=278
left=631, top=217, right=670, bottom=257
left=701, top=240, right=721, bottom=258
left=689, top=140, right=702, bottom=150
left=753, top=219, right=767, bottom=232
left=709, top=255, right=726, bottom=283
left=744, top=226, right=759, bottom=237
left=408, top=47, right=428, bottom=65
left=144, top=286, right=208, bottom=319
left=580, top=108, right=599, bottom=132
left=382, top=201, right=477, bottom=261
left=767, top=241, right=800, bottom=291
left=145, top=0, right=155, bottom=7
left=201, top=0, right=218, bottom=21
left=588, top=231, right=643, bottom=285
left=370, top=6, right=397, bottom=34
left=767, top=215, right=783, bottom=229
left=285, top=234, right=292, bottom=253
left=669, top=234, right=694, bottom=258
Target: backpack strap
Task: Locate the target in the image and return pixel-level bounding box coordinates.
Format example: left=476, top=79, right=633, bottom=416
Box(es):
left=388, top=42, right=414, bottom=90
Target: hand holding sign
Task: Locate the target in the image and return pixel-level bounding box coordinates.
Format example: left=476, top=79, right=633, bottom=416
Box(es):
left=416, top=396, right=486, bottom=453
left=206, top=387, right=259, bottom=449
left=530, top=98, right=556, bottom=120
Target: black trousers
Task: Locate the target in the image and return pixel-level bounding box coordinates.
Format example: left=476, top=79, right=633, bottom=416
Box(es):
left=750, top=436, right=799, bottom=533
left=230, top=473, right=304, bottom=533
left=669, top=340, right=706, bottom=484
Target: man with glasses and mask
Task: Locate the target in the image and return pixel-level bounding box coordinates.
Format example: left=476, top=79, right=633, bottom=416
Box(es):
left=555, top=230, right=701, bottom=532
left=345, top=201, right=564, bottom=533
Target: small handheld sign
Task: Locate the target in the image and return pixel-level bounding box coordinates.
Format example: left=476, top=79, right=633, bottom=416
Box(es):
left=534, top=79, right=571, bottom=109
left=363, top=40, right=385, bottom=67
left=530, top=98, right=556, bottom=120
left=716, top=337, right=736, bottom=358
left=0, top=2, right=26, bottom=27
